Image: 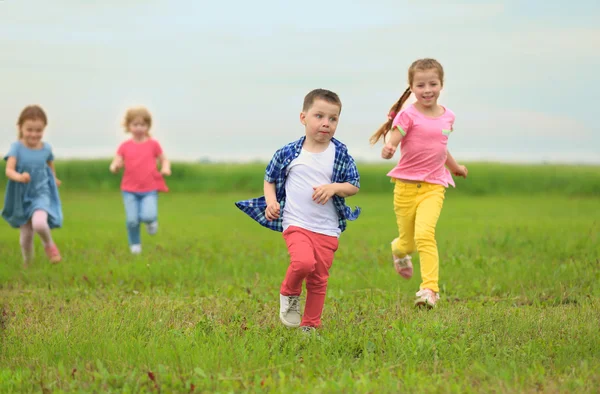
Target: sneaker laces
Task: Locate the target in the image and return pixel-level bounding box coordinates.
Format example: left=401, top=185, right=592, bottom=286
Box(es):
left=286, top=296, right=300, bottom=314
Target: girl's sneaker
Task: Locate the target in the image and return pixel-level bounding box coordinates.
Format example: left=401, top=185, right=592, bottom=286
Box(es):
left=44, top=244, right=61, bottom=264
left=414, top=288, right=439, bottom=309
left=146, top=221, right=158, bottom=235
left=391, top=239, right=413, bottom=279
left=130, top=244, right=142, bottom=254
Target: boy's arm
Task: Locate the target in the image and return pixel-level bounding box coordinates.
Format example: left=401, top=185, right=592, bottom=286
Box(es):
left=337, top=152, right=360, bottom=197
left=264, top=180, right=280, bottom=220
left=313, top=152, right=360, bottom=204
left=264, top=180, right=277, bottom=204
left=263, top=148, right=283, bottom=220
left=333, top=182, right=359, bottom=198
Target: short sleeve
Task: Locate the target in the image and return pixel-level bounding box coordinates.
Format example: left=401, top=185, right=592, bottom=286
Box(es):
left=391, top=110, right=413, bottom=137
left=45, top=143, right=54, bottom=161
left=116, top=141, right=127, bottom=156
left=264, top=148, right=283, bottom=183
left=152, top=139, right=164, bottom=157
left=4, top=142, right=20, bottom=161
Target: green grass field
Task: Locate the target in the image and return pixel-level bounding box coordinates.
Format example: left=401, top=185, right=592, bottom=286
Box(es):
left=1, top=163, right=599, bottom=393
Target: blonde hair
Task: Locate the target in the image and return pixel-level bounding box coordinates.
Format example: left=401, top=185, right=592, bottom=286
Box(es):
left=123, top=106, right=152, bottom=134
left=369, top=58, right=445, bottom=145
left=17, top=105, right=47, bottom=139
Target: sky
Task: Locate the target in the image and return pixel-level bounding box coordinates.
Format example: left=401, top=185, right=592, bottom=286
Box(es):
left=0, top=0, right=599, bottom=163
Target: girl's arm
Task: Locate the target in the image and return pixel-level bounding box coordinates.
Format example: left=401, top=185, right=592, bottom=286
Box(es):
left=47, top=160, right=62, bottom=186
left=5, top=157, right=28, bottom=183
left=445, top=150, right=468, bottom=178
left=109, top=155, right=124, bottom=173
left=382, top=130, right=403, bottom=159
left=158, top=154, right=171, bottom=176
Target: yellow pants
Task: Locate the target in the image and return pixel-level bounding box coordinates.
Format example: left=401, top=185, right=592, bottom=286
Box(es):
left=391, top=179, right=446, bottom=293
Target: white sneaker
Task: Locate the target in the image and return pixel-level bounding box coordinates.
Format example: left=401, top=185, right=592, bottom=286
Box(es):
left=146, top=221, right=158, bottom=235
left=415, top=288, right=440, bottom=309
left=130, top=244, right=142, bottom=254
left=279, top=294, right=301, bottom=328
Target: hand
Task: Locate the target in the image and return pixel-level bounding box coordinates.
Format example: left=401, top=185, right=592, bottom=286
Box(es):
left=109, top=163, right=120, bottom=173
left=20, top=172, right=31, bottom=183
left=453, top=165, right=468, bottom=178
left=55, top=178, right=62, bottom=187
left=161, top=167, right=171, bottom=176
left=381, top=143, right=396, bottom=159
left=265, top=201, right=280, bottom=221
left=312, top=184, right=337, bottom=205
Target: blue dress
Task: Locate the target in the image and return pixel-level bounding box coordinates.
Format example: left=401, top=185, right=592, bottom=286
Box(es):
left=2, top=141, right=63, bottom=229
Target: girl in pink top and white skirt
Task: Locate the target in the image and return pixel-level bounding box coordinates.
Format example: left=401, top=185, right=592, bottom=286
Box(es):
left=109, top=107, right=171, bottom=255
left=370, top=58, right=468, bottom=308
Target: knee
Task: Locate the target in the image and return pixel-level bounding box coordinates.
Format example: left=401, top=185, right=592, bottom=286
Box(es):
left=126, top=216, right=139, bottom=228
left=32, top=220, right=49, bottom=233
left=414, top=228, right=436, bottom=246
left=139, top=212, right=157, bottom=224
left=393, top=237, right=414, bottom=256
left=290, top=258, right=315, bottom=277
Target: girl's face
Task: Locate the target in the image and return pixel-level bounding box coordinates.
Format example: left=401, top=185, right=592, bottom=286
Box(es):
left=20, top=119, right=46, bottom=148
left=128, top=117, right=150, bottom=140
left=411, top=69, right=443, bottom=109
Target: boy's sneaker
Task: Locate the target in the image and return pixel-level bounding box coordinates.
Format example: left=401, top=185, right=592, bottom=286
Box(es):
left=279, top=294, right=301, bottom=328
left=391, top=239, right=413, bottom=279
left=44, top=244, right=61, bottom=264
left=130, top=244, right=142, bottom=254
left=299, top=326, right=320, bottom=339
left=414, top=288, right=440, bottom=309
left=146, top=221, right=158, bottom=235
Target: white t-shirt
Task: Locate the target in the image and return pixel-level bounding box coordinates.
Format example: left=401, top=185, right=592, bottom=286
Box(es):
left=282, top=142, right=340, bottom=237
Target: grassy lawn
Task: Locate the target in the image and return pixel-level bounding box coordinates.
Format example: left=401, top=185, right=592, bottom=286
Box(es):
left=1, top=191, right=599, bottom=393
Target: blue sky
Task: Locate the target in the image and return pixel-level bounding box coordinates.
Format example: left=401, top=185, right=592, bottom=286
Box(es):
left=1, top=0, right=599, bottom=163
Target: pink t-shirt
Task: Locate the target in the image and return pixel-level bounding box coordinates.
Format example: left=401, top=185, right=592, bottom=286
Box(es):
left=117, top=138, right=168, bottom=193
left=387, top=104, right=455, bottom=187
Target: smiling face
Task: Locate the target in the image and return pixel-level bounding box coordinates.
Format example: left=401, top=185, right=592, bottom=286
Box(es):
left=300, top=98, right=341, bottom=148
left=410, top=68, right=443, bottom=109
left=19, top=119, right=46, bottom=148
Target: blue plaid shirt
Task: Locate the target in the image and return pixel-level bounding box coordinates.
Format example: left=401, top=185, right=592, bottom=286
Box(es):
left=235, top=137, right=361, bottom=232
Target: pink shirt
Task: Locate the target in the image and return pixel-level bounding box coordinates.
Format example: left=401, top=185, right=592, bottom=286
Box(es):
left=117, top=138, right=168, bottom=193
left=387, top=104, right=455, bottom=187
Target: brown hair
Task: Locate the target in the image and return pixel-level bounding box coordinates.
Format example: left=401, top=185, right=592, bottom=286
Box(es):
left=303, top=89, right=342, bottom=113
left=17, top=105, right=48, bottom=138
left=369, top=58, right=444, bottom=145
left=123, top=106, right=152, bottom=133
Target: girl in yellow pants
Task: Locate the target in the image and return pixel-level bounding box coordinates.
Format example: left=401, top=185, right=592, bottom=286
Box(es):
left=370, top=58, right=468, bottom=308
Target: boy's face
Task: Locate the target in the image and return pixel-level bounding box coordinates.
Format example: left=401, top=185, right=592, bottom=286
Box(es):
left=300, top=99, right=341, bottom=146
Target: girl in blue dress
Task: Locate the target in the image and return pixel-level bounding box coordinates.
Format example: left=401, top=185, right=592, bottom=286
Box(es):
left=2, top=105, right=63, bottom=264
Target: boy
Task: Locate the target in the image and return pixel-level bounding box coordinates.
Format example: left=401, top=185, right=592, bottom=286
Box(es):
left=235, top=89, right=361, bottom=331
